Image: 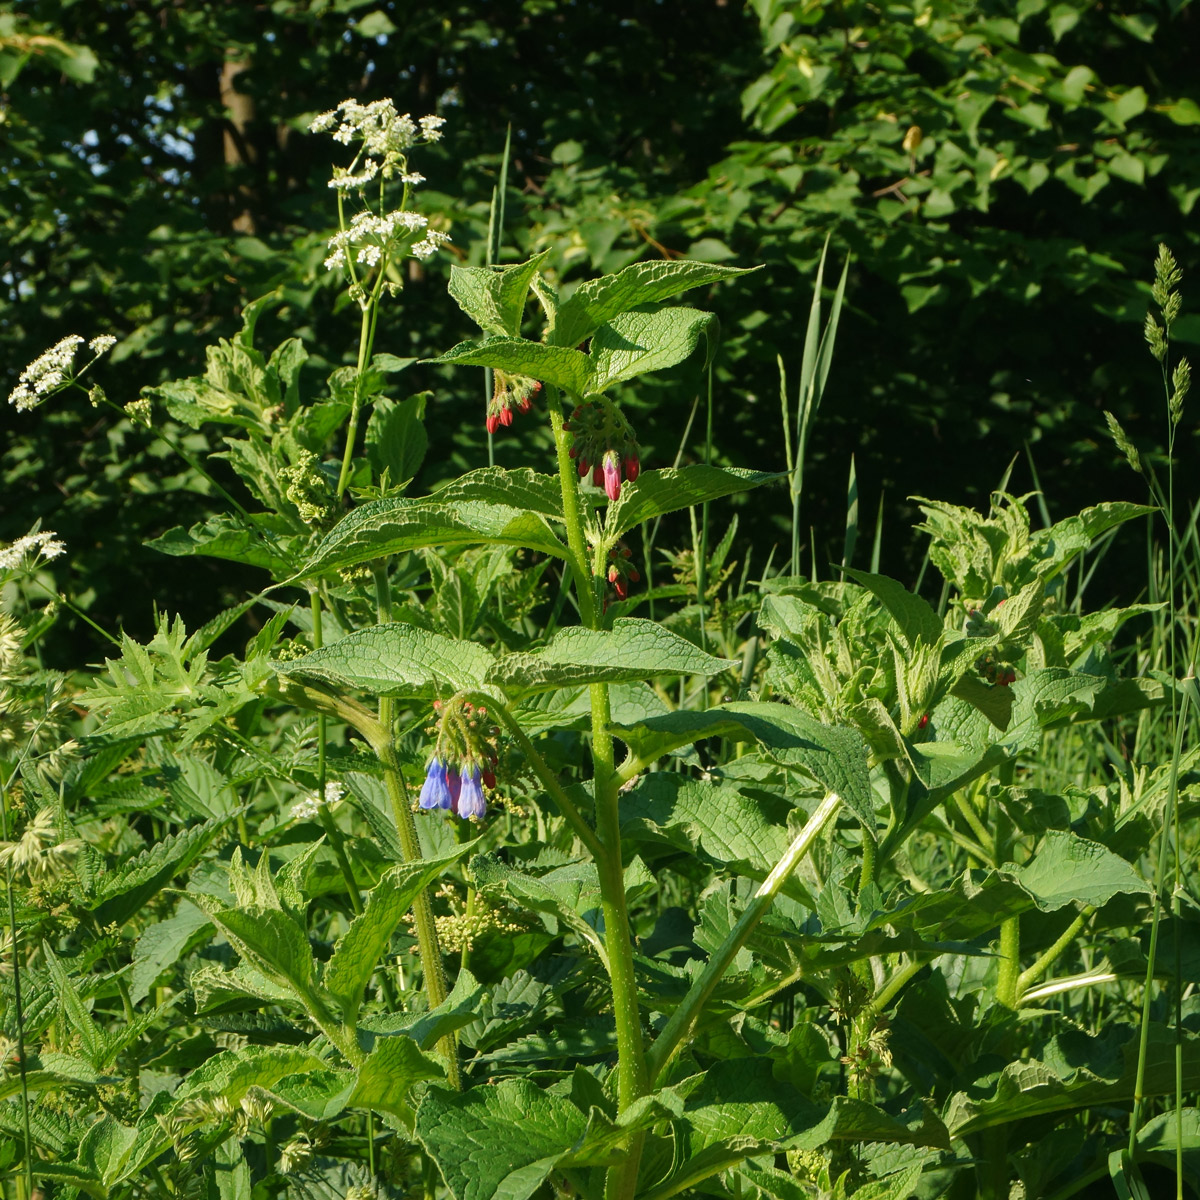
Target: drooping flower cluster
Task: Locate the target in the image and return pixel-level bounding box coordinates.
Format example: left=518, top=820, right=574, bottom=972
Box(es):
left=563, top=397, right=641, bottom=502
left=7, top=334, right=116, bottom=412
left=486, top=371, right=542, bottom=434
left=605, top=542, right=641, bottom=601
left=417, top=698, right=498, bottom=821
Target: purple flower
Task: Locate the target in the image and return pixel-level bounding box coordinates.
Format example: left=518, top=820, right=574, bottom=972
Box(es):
left=447, top=768, right=463, bottom=816
left=457, top=766, right=487, bottom=820
left=418, top=759, right=453, bottom=810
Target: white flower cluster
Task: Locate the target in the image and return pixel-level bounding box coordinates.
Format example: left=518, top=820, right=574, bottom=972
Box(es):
left=7, top=334, right=117, bottom=412
left=309, top=99, right=446, bottom=189
left=290, top=780, right=345, bottom=822
left=322, top=208, right=450, bottom=272
left=0, top=530, right=66, bottom=573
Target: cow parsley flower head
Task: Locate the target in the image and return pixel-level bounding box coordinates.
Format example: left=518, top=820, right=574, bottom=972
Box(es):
left=308, top=98, right=446, bottom=182
left=290, top=780, right=345, bottom=822
left=0, top=530, right=66, bottom=574
left=8, top=333, right=116, bottom=412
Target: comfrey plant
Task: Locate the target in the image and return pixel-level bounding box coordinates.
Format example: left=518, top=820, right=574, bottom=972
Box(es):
left=1, top=104, right=1192, bottom=1200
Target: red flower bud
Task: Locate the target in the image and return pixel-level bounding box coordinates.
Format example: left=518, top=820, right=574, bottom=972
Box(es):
left=499, top=404, right=513, bottom=427
left=578, top=457, right=590, bottom=477
left=625, top=454, right=640, bottom=483
left=568, top=443, right=579, bottom=458
left=517, top=395, right=533, bottom=413
left=532, top=381, right=543, bottom=393
left=593, top=465, right=604, bottom=488
left=482, top=769, right=496, bottom=790
left=486, top=414, right=500, bottom=434
left=628, top=569, right=640, bottom=583
left=918, top=713, right=929, bottom=729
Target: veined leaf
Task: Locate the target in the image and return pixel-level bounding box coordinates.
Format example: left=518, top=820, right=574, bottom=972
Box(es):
left=606, top=465, right=781, bottom=540
left=447, top=251, right=551, bottom=336
left=261, top=1068, right=359, bottom=1122
left=299, top=496, right=569, bottom=578
left=172, top=1045, right=326, bottom=1106
left=276, top=624, right=494, bottom=699
left=589, top=306, right=718, bottom=392
left=614, top=701, right=874, bottom=830
left=414, top=1078, right=588, bottom=1200
left=1003, top=829, right=1149, bottom=910
left=350, top=1035, right=444, bottom=1122
left=88, top=814, right=229, bottom=929
left=430, top=336, right=593, bottom=394
left=428, top=466, right=565, bottom=522
left=146, top=512, right=299, bottom=578
left=42, top=944, right=108, bottom=1069
left=325, top=842, right=478, bottom=1023
left=487, top=619, right=737, bottom=697
left=550, top=260, right=757, bottom=349
left=842, top=568, right=943, bottom=649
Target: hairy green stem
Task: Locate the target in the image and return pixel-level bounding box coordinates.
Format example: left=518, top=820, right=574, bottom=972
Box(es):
left=1016, top=906, right=1094, bottom=998
left=548, top=395, right=598, bottom=625
left=377, top=698, right=461, bottom=1090
left=996, top=917, right=1021, bottom=1010
left=865, top=956, right=929, bottom=1023
left=646, top=791, right=842, bottom=1083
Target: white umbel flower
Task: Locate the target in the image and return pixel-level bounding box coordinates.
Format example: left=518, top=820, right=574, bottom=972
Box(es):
left=0, top=530, right=66, bottom=572
left=8, top=333, right=116, bottom=411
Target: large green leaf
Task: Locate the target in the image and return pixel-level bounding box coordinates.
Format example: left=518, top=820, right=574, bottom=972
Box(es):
left=842, top=568, right=943, bottom=649
left=147, top=513, right=299, bottom=578
left=89, top=814, right=230, bottom=929
left=606, top=466, right=781, bottom=540
left=275, top=624, right=494, bottom=699
left=447, top=251, right=551, bottom=336
left=620, top=774, right=811, bottom=901
left=431, top=336, right=593, bottom=394
left=172, top=1045, right=326, bottom=1106
left=1003, top=829, right=1149, bottom=910
left=415, top=1078, right=588, bottom=1200
left=428, top=467, right=565, bottom=522
left=615, top=702, right=874, bottom=830
left=298, top=497, right=569, bottom=578
left=946, top=1025, right=1200, bottom=1136
left=325, top=843, right=478, bottom=1023
left=349, top=1035, right=445, bottom=1122
left=588, top=306, right=718, bottom=392
left=550, top=260, right=757, bottom=349
left=487, top=619, right=737, bottom=697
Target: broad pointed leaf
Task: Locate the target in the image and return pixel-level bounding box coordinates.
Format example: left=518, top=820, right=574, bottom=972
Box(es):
left=606, top=466, right=781, bottom=540
left=430, top=336, right=593, bottom=394
left=588, top=307, right=718, bottom=392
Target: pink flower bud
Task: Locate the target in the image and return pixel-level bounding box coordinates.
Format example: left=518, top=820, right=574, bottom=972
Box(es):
left=602, top=451, right=621, bottom=502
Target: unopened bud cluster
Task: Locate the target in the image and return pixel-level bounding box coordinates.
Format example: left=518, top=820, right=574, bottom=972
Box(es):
left=605, top=542, right=641, bottom=601
left=418, top=697, right=500, bottom=821
left=563, top=398, right=641, bottom=502
left=486, top=371, right=542, bottom=434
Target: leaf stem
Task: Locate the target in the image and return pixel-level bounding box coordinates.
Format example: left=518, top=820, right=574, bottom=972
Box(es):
left=645, top=791, right=842, bottom=1083
left=1015, top=906, right=1094, bottom=998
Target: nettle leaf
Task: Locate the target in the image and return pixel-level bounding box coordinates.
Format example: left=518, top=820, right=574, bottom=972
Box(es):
left=88, top=814, right=230, bottom=929
left=261, top=1068, right=358, bottom=1122
left=620, top=774, right=810, bottom=901
left=349, top=1035, right=444, bottom=1122
left=130, top=898, right=212, bottom=1004
left=487, top=619, right=736, bottom=697
left=147, top=512, right=299, bottom=578
left=1032, top=501, right=1156, bottom=579
left=276, top=624, right=494, bottom=699
left=615, top=702, right=874, bottom=830
left=431, top=336, right=593, bottom=395
left=325, top=843, right=478, bottom=1023
left=172, top=1045, right=326, bottom=1106
left=414, top=1078, right=587, bottom=1200
left=606, top=466, right=780, bottom=540
left=550, top=260, right=757, bottom=349
left=843, top=568, right=943, bottom=649
left=299, top=496, right=569, bottom=578
left=589, top=306, right=718, bottom=392
left=42, top=944, right=108, bottom=1069
left=447, top=251, right=551, bottom=336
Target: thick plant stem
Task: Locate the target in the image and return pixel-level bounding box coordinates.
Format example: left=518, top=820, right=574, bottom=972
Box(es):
left=1015, top=906, right=1094, bottom=998
left=377, top=697, right=462, bottom=1091
left=996, top=916, right=1021, bottom=1009
left=549, top=392, right=645, bottom=1200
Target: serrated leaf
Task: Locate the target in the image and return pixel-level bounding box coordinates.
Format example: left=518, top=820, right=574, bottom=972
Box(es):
left=447, top=251, right=551, bottom=336
left=430, top=336, right=593, bottom=394
left=606, top=465, right=780, bottom=540
left=550, top=260, right=757, bottom=349
left=325, top=842, right=478, bottom=1023
left=173, top=1045, right=327, bottom=1105
left=614, top=702, right=874, bottom=830
left=146, top=513, right=299, bottom=578
left=42, top=944, right=108, bottom=1069
left=276, top=624, right=494, bottom=699
left=843, top=568, right=943, bottom=648
left=1004, top=829, right=1149, bottom=910
left=349, top=1035, right=444, bottom=1122
left=414, top=1078, right=588, bottom=1200
left=365, top=393, right=428, bottom=486
left=589, top=307, right=718, bottom=392
left=298, top=496, right=569, bottom=578
left=262, top=1068, right=359, bottom=1122
left=130, top=899, right=212, bottom=1004
left=487, top=619, right=736, bottom=697
left=89, top=814, right=229, bottom=929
